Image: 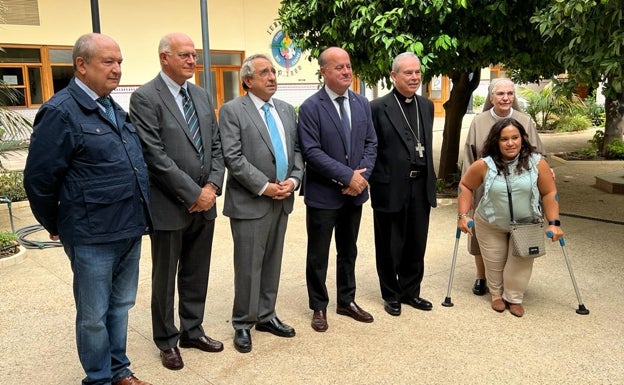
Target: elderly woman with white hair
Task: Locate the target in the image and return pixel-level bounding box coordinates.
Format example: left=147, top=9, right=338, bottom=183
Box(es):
left=461, top=78, right=545, bottom=296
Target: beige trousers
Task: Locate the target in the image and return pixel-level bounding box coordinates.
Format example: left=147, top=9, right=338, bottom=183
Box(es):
left=474, top=213, right=534, bottom=303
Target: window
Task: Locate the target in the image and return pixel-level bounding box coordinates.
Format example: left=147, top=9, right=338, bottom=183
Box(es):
left=195, top=50, right=244, bottom=112
left=0, top=44, right=72, bottom=107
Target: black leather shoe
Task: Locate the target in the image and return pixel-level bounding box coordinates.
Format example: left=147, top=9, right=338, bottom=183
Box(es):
left=472, top=278, right=488, bottom=296
left=180, top=335, right=224, bottom=352
left=159, top=346, right=184, bottom=370
left=383, top=300, right=401, bottom=316
left=233, top=329, right=252, bottom=353
left=255, top=317, right=296, bottom=338
left=402, top=297, right=433, bottom=311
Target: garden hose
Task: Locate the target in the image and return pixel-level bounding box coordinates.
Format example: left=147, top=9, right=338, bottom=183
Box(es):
left=15, top=224, right=63, bottom=249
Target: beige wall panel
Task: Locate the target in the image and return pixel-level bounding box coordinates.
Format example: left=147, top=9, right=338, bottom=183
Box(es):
left=1, top=0, right=319, bottom=88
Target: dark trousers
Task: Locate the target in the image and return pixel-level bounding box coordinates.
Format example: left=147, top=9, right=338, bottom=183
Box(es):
left=150, top=216, right=215, bottom=350
left=374, top=177, right=431, bottom=301
left=306, top=202, right=363, bottom=310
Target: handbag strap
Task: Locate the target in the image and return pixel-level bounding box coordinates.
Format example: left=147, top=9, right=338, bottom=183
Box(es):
left=504, top=174, right=517, bottom=224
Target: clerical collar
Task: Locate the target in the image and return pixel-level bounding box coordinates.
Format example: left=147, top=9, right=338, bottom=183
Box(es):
left=393, top=88, right=416, bottom=104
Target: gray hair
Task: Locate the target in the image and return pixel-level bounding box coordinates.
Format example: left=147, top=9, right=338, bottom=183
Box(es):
left=240, top=54, right=272, bottom=90
left=158, top=35, right=173, bottom=53
left=482, top=78, right=523, bottom=111
left=72, top=33, right=98, bottom=71
left=392, top=52, right=420, bottom=73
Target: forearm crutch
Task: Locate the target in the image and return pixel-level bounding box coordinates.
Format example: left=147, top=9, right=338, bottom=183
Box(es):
left=547, top=231, right=590, bottom=315
left=442, top=221, right=472, bottom=307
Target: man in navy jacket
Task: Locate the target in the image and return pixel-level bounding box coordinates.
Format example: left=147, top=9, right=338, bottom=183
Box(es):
left=24, top=33, right=152, bottom=385
left=298, top=46, right=377, bottom=332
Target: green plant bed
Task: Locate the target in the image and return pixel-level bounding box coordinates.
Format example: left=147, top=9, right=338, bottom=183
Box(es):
left=0, top=230, right=19, bottom=259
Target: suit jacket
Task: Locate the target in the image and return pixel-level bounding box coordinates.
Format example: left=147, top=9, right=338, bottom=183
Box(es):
left=298, top=87, right=377, bottom=209
left=129, top=74, right=225, bottom=230
left=369, top=91, right=437, bottom=212
left=219, top=94, right=304, bottom=219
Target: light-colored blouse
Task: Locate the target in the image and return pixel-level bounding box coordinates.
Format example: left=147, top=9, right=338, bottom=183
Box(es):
left=476, top=153, right=543, bottom=229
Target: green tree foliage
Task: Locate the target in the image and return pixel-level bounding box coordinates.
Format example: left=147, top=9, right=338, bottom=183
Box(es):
left=532, top=0, right=624, bottom=153
left=278, top=0, right=564, bottom=180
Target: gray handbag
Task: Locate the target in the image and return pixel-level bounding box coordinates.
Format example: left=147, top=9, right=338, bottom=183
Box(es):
left=505, top=175, right=546, bottom=258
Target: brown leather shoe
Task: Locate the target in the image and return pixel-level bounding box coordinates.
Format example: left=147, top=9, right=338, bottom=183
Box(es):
left=311, top=309, right=328, bottom=332
left=491, top=297, right=505, bottom=313
left=336, top=301, right=374, bottom=323
left=180, top=335, right=224, bottom=352
left=160, top=346, right=184, bottom=370
left=507, top=302, right=525, bottom=317
left=113, top=374, right=152, bottom=385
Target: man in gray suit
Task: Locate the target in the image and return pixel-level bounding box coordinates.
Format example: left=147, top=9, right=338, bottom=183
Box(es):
left=129, top=33, right=225, bottom=370
left=219, top=54, right=303, bottom=353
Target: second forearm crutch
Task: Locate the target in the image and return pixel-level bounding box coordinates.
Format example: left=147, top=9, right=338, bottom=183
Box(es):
left=547, top=231, right=590, bottom=315
left=442, top=221, right=472, bottom=307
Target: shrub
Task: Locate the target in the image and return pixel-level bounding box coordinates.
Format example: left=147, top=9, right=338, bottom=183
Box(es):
left=554, top=114, right=592, bottom=133
left=520, top=80, right=586, bottom=131
left=581, top=92, right=606, bottom=127
left=0, top=170, right=26, bottom=202
left=472, top=95, right=485, bottom=109
left=606, top=139, right=624, bottom=160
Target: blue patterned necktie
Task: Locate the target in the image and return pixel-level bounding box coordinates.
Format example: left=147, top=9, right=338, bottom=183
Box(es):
left=179, top=87, right=204, bottom=161
left=97, top=97, right=117, bottom=127
left=262, top=103, right=288, bottom=182
left=336, top=96, right=351, bottom=153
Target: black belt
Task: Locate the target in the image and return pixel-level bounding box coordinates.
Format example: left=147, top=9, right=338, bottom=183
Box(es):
left=409, top=166, right=426, bottom=179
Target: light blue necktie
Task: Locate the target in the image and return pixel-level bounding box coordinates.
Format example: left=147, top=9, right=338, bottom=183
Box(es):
left=97, top=97, right=117, bottom=127
left=262, top=103, right=288, bottom=182
left=180, top=87, right=204, bottom=162
left=336, top=96, right=351, bottom=153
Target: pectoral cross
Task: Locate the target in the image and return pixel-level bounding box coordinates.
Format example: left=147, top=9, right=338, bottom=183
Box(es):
left=415, top=142, right=425, bottom=158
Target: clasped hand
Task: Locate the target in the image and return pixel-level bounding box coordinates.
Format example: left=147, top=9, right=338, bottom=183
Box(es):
left=188, top=183, right=217, bottom=213
left=342, top=168, right=368, bottom=196
left=265, top=180, right=295, bottom=200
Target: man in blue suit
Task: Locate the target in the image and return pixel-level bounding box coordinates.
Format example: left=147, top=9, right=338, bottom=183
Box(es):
left=298, top=46, right=377, bottom=332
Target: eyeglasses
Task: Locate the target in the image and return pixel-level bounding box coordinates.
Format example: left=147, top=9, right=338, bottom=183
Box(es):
left=167, top=52, right=198, bottom=61
left=256, top=67, right=277, bottom=77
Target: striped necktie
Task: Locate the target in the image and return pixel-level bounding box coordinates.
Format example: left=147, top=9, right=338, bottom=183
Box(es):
left=336, top=96, right=351, bottom=153
left=179, top=87, right=204, bottom=161
left=97, top=97, right=117, bottom=127
left=262, top=103, right=288, bottom=181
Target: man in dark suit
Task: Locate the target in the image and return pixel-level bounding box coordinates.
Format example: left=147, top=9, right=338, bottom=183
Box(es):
left=219, top=54, right=304, bottom=353
left=129, top=32, right=225, bottom=370
left=369, top=52, right=437, bottom=317
left=298, top=46, right=378, bottom=332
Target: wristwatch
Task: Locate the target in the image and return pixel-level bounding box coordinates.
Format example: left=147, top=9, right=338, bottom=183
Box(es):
left=548, top=220, right=561, bottom=226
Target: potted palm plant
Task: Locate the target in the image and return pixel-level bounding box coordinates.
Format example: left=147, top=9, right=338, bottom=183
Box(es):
left=0, top=68, right=33, bottom=260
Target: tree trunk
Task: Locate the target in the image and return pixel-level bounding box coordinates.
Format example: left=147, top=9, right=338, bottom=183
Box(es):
left=438, top=69, right=481, bottom=181
left=601, top=94, right=624, bottom=155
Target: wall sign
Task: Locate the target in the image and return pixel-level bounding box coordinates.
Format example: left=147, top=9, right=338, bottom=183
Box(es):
left=267, top=22, right=302, bottom=78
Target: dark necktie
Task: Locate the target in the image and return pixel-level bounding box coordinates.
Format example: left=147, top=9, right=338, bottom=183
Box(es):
left=262, top=103, right=288, bottom=181
left=97, top=97, right=117, bottom=127
left=336, top=96, right=351, bottom=153
left=179, top=87, right=204, bottom=161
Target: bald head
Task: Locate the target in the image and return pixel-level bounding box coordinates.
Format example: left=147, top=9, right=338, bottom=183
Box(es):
left=158, top=33, right=197, bottom=85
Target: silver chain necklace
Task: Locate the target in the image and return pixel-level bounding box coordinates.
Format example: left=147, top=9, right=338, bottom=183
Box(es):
left=393, top=93, right=424, bottom=157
